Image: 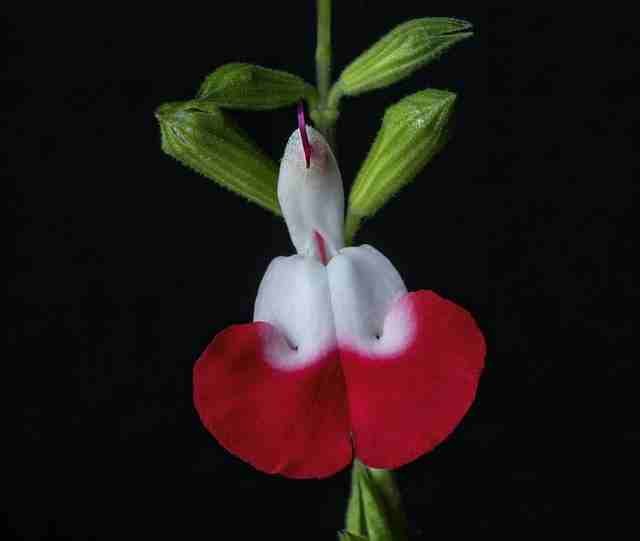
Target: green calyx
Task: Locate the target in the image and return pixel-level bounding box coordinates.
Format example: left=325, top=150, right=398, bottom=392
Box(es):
left=344, top=460, right=409, bottom=541
left=156, top=100, right=280, bottom=215
left=346, top=88, right=457, bottom=242
left=197, top=63, right=318, bottom=110
left=337, top=17, right=472, bottom=97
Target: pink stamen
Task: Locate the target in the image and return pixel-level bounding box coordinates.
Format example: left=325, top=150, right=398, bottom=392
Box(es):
left=297, top=102, right=312, bottom=168
left=313, top=230, right=329, bottom=265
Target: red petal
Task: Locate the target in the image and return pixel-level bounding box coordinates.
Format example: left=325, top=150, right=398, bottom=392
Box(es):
left=193, top=322, right=352, bottom=478
left=341, top=291, right=486, bottom=469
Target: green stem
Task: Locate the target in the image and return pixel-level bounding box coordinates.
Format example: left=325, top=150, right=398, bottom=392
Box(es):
left=313, top=0, right=338, bottom=150
left=315, top=0, right=331, bottom=107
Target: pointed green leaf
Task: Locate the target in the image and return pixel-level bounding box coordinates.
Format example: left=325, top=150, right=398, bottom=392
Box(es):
left=197, top=63, right=318, bottom=110
left=344, top=461, right=409, bottom=541
left=156, top=100, right=280, bottom=215
left=336, top=18, right=472, bottom=97
left=346, top=89, right=456, bottom=242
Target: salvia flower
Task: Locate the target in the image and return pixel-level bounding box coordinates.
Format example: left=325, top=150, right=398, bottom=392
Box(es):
left=193, top=110, right=486, bottom=479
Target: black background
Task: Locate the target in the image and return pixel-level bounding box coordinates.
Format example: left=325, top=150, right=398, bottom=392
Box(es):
left=8, top=3, right=636, bottom=538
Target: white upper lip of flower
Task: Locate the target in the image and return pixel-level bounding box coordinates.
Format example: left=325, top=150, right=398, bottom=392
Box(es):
left=277, top=125, right=345, bottom=262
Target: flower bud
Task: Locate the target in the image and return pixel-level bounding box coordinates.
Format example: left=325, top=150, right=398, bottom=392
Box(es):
left=347, top=89, right=457, bottom=239
left=156, top=100, right=280, bottom=214
left=197, top=63, right=318, bottom=110
left=337, top=18, right=472, bottom=97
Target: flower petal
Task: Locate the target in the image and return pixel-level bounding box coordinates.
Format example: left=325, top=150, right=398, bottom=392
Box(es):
left=277, top=126, right=345, bottom=260
left=328, top=246, right=485, bottom=469
left=194, top=254, right=352, bottom=478
left=254, top=254, right=336, bottom=369
left=193, top=322, right=352, bottom=478
left=328, top=245, right=408, bottom=353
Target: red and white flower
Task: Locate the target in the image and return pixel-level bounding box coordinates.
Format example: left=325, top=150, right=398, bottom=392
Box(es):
left=194, top=111, right=486, bottom=479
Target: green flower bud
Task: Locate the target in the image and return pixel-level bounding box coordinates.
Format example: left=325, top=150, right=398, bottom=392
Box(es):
left=156, top=100, right=280, bottom=215
left=346, top=89, right=457, bottom=241
left=197, top=63, right=318, bottom=110
left=336, top=18, right=472, bottom=97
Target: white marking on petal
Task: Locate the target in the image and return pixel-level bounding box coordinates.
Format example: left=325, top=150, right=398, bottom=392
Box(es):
left=327, top=245, right=412, bottom=357
left=253, top=255, right=336, bottom=370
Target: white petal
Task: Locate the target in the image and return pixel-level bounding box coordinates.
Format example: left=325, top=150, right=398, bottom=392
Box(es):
left=327, top=245, right=411, bottom=355
left=253, top=255, right=336, bottom=369
left=277, top=126, right=345, bottom=261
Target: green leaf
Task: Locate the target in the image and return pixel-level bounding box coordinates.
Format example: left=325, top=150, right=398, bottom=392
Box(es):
left=336, top=18, right=472, bottom=97
left=197, top=63, right=318, bottom=110
left=344, top=461, right=409, bottom=541
left=338, top=532, right=369, bottom=541
left=346, top=89, right=456, bottom=242
left=156, top=100, right=281, bottom=215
